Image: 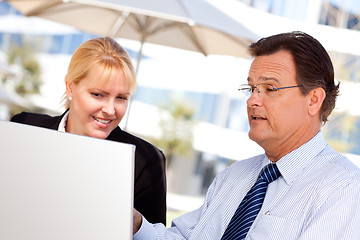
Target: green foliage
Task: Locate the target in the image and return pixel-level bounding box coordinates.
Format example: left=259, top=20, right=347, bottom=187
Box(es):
left=6, top=41, right=41, bottom=96
left=150, top=97, right=195, bottom=168
left=323, top=111, right=357, bottom=153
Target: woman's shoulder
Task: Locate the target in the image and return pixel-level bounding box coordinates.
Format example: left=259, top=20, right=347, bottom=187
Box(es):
left=11, top=111, right=47, bottom=121
left=10, top=111, right=62, bottom=130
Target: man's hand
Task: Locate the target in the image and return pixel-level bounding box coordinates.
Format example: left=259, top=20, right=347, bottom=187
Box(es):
left=133, top=208, right=142, bottom=234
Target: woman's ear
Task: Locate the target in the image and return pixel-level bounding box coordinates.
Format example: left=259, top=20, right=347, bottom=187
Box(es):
left=65, top=75, right=73, bottom=99
left=308, top=87, right=326, bottom=117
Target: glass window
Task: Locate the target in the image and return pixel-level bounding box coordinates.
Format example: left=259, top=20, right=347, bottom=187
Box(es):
left=0, top=2, right=12, bottom=15
left=320, top=0, right=360, bottom=30
left=68, top=34, right=85, bottom=55
left=251, top=0, right=273, bottom=12
left=48, top=35, right=64, bottom=54
left=226, top=98, right=249, bottom=131
left=239, top=0, right=308, bottom=21
left=0, top=2, right=23, bottom=16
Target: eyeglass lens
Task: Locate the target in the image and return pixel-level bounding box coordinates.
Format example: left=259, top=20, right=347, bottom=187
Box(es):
left=240, top=84, right=275, bottom=98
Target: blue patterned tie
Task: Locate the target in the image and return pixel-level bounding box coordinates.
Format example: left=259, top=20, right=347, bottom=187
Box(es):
left=221, top=164, right=281, bottom=240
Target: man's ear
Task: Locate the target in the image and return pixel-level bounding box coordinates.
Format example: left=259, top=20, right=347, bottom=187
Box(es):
left=308, top=87, right=326, bottom=117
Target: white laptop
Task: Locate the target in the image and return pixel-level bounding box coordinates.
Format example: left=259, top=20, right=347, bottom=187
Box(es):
left=0, top=120, right=135, bottom=240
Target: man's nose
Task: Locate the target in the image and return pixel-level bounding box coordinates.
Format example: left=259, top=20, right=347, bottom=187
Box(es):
left=247, top=88, right=262, bottom=107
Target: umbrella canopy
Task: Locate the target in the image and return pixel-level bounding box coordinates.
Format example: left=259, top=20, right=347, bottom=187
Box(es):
left=7, top=0, right=258, bottom=61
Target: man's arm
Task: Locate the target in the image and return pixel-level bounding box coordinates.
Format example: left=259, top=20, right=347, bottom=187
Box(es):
left=132, top=164, right=235, bottom=239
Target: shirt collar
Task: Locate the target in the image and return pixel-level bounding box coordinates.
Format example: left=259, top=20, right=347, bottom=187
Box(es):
left=58, top=111, right=69, bottom=132
left=269, top=131, right=327, bottom=186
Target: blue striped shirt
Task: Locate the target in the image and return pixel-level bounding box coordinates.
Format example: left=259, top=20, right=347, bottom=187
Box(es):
left=134, top=131, right=360, bottom=239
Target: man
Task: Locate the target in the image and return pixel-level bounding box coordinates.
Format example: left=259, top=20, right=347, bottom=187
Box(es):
left=133, top=31, right=360, bottom=239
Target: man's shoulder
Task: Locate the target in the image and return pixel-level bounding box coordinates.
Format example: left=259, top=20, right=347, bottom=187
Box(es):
left=219, top=154, right=265, bottom=180
left=330, top=152, right=360, bottom=181
left=207, top=154, right=266, bottom=196
left=231, top=154, right=265, bottom=169
left=316, top=146, right=360, bottom=185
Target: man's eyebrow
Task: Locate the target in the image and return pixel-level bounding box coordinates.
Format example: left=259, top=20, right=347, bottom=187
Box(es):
left=262, top=77, right=279, bottom=83
left=247, top=76, right=280, bottom=83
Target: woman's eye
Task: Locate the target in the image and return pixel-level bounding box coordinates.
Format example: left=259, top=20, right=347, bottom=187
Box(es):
left=91, top=93, right=103, bottom=97
left=117, top=96, right=128, bottom=100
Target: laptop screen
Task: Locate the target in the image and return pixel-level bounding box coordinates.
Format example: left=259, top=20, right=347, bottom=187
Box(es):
left=0, top=121, right=135, bottom=240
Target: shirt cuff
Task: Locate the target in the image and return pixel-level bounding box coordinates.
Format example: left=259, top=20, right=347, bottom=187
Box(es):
left=133, top=216, right=157, bottom=240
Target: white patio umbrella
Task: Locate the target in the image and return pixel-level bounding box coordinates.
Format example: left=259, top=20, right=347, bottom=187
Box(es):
left=7, top=0, right=258, bottom=72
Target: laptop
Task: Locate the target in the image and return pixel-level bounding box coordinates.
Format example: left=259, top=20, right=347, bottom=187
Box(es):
left=0, top=120, right=135, bottom=240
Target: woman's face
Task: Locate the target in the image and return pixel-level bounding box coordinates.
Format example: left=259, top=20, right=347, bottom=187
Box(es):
left=66, top=64, right=131, bottom=139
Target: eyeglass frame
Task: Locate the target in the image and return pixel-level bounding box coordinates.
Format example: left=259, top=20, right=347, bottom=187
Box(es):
left=238, top=83, right=303, bottom=98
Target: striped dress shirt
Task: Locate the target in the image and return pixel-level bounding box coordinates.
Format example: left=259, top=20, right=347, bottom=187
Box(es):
left=134, top=131, right=360, bottom=239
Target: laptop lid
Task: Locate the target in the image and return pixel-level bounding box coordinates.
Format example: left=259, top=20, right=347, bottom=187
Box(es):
left=0, top=121, right=135, bottom=240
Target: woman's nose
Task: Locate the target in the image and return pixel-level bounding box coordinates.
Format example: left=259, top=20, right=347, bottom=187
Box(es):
left=102, top=100, right=116, bottom=115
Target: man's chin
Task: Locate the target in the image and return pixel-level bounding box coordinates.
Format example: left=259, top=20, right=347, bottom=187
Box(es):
left=248, top=130, right=265, bottom=145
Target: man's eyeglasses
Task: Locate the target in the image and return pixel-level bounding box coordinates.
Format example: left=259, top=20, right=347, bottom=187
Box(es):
left=238, top=83, right=302, bottom=99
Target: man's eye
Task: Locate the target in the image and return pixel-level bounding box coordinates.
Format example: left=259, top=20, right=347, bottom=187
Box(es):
left=266, top=87, right=275, bottom=92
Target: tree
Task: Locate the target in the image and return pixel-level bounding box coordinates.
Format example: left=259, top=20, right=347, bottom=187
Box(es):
left=6, top=41, right=41, bottom=96
left=323, top=111, right=356, bottom=153
left=149, top=97, right=195, bottom=168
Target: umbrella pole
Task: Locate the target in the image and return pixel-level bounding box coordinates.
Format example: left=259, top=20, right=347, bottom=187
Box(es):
left=123, top=39, right=144, bottom=131
left=135, top=40, right=144, bottom=75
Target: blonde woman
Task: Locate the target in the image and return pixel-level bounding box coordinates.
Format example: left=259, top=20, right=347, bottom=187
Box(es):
left=11, top=37, right=167, bottom=224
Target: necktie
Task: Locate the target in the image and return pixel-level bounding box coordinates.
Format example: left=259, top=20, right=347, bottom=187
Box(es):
left=221, top=164, right=281, bottom=240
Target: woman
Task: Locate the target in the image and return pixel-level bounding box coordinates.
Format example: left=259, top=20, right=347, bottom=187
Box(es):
left=11, top=37, right=167, bottom=224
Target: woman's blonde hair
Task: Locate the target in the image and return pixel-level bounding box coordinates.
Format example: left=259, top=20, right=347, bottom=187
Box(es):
left=63, top=37, right=136, bottom=108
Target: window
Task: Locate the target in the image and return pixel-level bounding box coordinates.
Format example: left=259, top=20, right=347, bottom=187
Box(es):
left=320, top=0, right=360, bottom=30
